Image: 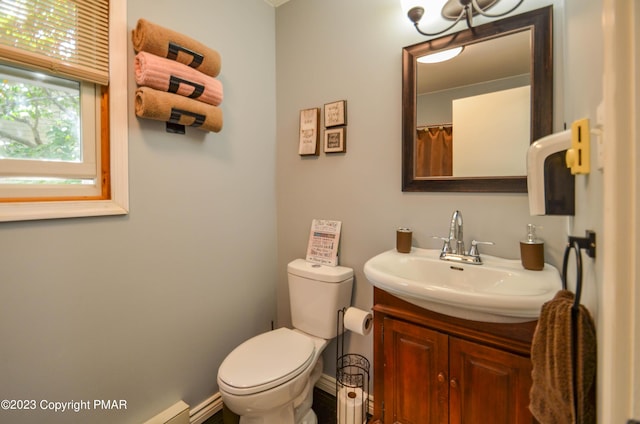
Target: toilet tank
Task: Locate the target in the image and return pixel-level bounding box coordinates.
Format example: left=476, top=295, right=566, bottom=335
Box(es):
left=288, top=259, right=353, bottom=340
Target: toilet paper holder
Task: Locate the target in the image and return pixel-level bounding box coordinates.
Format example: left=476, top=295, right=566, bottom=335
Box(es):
left=336, top=308, right=370, bottom=424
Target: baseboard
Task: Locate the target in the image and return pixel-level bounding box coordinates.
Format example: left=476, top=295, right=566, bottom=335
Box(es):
left=315, top=372, right=338, bottom=396
left=143, top=401, right=190, bottom=424
left=189, top=393, right=223, bottom=424
left=315, top=373, right=374, bottom=416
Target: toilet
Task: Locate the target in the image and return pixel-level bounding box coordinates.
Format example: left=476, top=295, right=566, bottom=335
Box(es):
left=217, top=259, right=354, bottom=424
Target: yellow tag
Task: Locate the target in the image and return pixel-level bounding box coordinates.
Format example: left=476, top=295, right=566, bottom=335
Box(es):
left=566, top=118, right=591, bottom=174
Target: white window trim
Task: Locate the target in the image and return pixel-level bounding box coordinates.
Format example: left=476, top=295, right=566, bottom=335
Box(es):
left=0, top=1, right=128, bottom=222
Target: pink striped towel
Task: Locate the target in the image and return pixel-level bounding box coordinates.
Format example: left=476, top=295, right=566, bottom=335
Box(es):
left=135, top=51, right=223, bottom=106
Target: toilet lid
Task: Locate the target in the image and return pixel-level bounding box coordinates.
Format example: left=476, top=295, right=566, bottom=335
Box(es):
left=218, top=328, right=315, bottom=394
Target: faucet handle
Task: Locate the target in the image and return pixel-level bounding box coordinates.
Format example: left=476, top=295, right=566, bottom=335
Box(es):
left=469, top=240, right=494, bottom=257
left=432, top=236, right=452, bottom=253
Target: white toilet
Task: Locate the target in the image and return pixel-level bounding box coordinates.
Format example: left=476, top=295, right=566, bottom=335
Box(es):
left=217, top=259, right=354, bottom=424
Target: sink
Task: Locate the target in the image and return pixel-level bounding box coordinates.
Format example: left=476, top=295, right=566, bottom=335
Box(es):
left=364, top=248, right=562, bottom=323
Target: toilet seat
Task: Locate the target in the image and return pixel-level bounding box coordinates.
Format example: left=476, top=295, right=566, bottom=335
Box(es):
left=218, top=327, right=315, bottom=396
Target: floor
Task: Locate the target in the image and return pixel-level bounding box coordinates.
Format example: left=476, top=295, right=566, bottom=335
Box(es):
left=204, top=387, right=337, bottom=424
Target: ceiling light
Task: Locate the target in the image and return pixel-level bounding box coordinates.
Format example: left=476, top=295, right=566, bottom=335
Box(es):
left=417, top=46, right=464, bottom=64
left=402, top=0, right=524, bottom=37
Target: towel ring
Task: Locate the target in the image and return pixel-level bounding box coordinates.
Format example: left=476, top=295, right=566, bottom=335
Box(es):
left=561, top=231, right=596, bottom=423
left=562, top=240, right=583, bottom=311
left=562, top=230, right=596, bottom=311
left=562, top=240, right=583, bottom=423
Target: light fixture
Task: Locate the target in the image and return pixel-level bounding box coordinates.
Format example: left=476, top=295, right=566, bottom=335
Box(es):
left=417, top=46, right=464, bottom=64
left=403, top=0, right=525, bottom=37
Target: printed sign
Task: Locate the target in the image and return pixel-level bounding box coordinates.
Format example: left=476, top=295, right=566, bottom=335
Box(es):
left=306, top=219, right=341, bottom=266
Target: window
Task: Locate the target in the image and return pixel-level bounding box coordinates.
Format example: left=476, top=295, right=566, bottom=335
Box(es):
left=0, top=64, right=101, bottom=198
left=0, top=0, right=128, bottom=221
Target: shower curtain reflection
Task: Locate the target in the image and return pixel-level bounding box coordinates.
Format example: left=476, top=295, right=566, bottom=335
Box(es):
left=416, top=126, right=453, bottom=177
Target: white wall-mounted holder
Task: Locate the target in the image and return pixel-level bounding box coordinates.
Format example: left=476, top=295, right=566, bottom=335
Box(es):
left=526, top=130, right=575, bottom=216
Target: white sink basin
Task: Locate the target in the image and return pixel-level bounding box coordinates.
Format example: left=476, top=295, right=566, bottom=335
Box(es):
left=364, top=248, right=562, bottom=323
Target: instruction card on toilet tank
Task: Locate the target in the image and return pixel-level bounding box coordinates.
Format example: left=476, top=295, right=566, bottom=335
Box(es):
left=306, top=219, right=341, bottom=266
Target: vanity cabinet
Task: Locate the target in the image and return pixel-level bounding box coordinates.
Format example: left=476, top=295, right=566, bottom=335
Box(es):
left=371, top=287, right=538, bottom=424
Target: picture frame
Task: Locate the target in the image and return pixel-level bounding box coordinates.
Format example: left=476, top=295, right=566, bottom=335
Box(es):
left=298, top=108, right=320, bottom=156
left=324, top=100, right=347, bottom=128
left=324, top=127, right=346, bottom=153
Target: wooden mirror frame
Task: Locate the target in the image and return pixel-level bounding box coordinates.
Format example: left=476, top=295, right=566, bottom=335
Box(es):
left=402, top=6, right=553, bottom=192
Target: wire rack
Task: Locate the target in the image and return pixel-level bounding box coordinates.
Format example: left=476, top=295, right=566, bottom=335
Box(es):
left=336, top=308, right=370, bottom=424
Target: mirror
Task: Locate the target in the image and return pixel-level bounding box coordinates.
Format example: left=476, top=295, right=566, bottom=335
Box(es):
left=402, top=6, right=552, bottom=192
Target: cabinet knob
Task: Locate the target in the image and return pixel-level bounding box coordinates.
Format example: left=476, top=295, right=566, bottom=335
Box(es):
left=450, top=378, right=458, bottom=388
left=437, top=372, right=446, bottom=383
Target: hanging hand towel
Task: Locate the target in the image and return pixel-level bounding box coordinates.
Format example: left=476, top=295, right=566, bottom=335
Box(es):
left=529, top=290, right=597, bottom=424
left=135, top=87, right=223, bottom=133
left=132, top=19, right=221, bottom=77
left=135, top=52, right=223, bottom=106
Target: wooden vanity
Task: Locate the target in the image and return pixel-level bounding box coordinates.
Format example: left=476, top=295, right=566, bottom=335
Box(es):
left=370, top=287, right=539, bottom=424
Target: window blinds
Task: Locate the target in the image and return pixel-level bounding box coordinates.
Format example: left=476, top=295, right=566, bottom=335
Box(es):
left=0, top=0, right=109, bottom=85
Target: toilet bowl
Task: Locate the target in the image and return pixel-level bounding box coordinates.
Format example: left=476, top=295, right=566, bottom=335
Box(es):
left=217, top=328, right=327, bottom=423
left=217, top=259, right=354, bottom=424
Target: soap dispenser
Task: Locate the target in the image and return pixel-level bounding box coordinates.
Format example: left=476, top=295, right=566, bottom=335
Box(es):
left=520, top=224, right=544, bottom=271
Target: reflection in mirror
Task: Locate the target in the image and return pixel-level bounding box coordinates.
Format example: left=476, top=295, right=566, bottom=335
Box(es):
left=417, top=30, right=531, bottom=178
left=402, top=7, right=553, bottom=192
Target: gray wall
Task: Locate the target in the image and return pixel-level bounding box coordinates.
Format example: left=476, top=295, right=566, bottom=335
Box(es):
left=275, top=0, right=601, bottom=385
left=0, top=1, right=278, bottom=423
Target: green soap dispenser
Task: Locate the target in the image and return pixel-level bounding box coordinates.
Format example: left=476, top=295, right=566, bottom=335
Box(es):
left=520, top=224, right=544, bottom=270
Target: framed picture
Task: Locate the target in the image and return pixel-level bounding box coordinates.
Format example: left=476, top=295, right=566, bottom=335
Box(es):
left=298, top=108, right=320, bottom=156
left=324, top=127, right=346, bottom=153
left=324, top=100, right=347, bottom=127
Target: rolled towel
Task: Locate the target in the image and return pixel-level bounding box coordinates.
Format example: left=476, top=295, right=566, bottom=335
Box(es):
left=132, top=18, right=221, bottom=77
left=135, top=52, right=223, bottom=106
left=135, top=87, right=223, bottom=133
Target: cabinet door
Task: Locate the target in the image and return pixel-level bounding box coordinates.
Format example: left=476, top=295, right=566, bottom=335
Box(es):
left=383, top=317, right=449, bottom=424
left=449, top=337, right=534, bottom=424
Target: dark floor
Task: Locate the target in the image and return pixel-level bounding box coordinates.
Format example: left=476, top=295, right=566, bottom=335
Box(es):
left=314, top=387, right=338, bottom=424
left=203, top=408, right=225, bottom=424
left=204, top=387, right=337, bottom=424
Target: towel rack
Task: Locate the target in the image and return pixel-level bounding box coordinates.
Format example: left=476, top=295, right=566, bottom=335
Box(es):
left=561, top=230, right=596, bottom=423
left=561, top=230, right=596, bottom=310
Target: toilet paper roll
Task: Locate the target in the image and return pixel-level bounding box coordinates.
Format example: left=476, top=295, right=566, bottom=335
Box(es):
left=337, top=386, right=367, bottom=424
left=344, top=307, right=373, bottom=336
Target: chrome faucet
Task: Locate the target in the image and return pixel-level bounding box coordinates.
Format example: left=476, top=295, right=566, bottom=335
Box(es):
left=448, top=210, right=464, bottom=255
left=435, top=210, right=493, bottom=265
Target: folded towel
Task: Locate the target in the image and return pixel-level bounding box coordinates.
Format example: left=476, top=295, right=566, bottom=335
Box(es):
left=135, top=87, right=223, bottom=133
left=135, top=52, right=223, bottom=106
left=530, top=290, right=596, bottom=424
left=132, top=19, right=221, bottom=77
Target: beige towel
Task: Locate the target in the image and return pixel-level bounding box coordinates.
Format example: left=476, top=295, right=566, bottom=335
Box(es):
left=132, top=19, right=221, bottom=78
left=135, top=87, right=223, bottom=133
left=530, top=290, right=596, bottom=424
